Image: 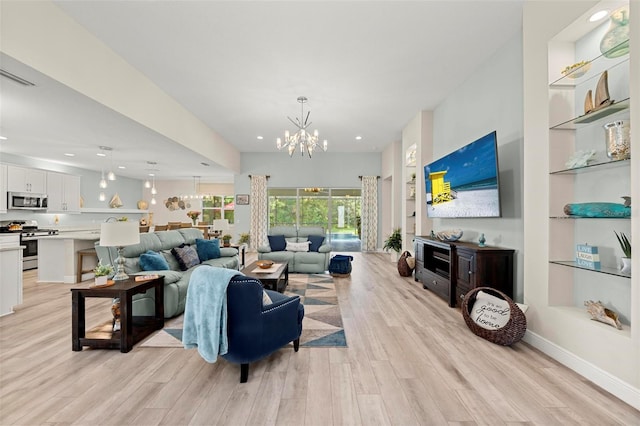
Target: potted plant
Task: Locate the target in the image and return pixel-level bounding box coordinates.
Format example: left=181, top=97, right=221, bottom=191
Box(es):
left=383, top=228, right=402, bottom=261
left=93, top=261, right=114, bottom=286
left=238, top=232, right=250, bottom=246
left=615, top=231, right=631, bottom=274
left=222, top=234, right=232, bottom=247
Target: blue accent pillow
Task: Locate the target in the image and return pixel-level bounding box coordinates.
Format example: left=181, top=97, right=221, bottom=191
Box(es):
left=196, top=238, right=220, bottom=261
left=171, top=244, right=200, bottom=271
left=308, top=235, right=325, bottom=252
left=139, top=250, right=170, bottom=271
left=267, top=235, right=286, bottom=251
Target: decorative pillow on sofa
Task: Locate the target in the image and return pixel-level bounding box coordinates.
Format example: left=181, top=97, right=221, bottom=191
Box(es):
left=307, top=235, right=325, bottom=252
left=196, top=238, right=220, bottom=261
left=267, top=235, right=287, bottom=251
left=262, top=291, right=273, bottom=306
left=171, top=244, right=200, bottom=271
left=286, top=241, right=310, bottom=252
left=161, top=250, right=182, bottom=271
left=139, top=250, right=170, bottom=271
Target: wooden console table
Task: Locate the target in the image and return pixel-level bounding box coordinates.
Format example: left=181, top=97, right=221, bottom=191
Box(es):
left=71, top=276, right=164, bottom=353
left=414, top=236, right=514, bottom=308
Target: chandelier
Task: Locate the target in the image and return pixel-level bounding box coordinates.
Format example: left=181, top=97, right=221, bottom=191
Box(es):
left=276, top=96, right=328, bottom=157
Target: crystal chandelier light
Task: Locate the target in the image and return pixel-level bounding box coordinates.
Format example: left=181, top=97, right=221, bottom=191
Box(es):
left=276, top=96, right=328, bottom=157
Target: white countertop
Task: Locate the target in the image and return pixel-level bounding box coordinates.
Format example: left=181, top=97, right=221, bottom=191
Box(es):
left=44, top=231, right=100, bottom=241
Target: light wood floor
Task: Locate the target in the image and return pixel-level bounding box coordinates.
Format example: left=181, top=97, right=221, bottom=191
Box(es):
left=1, top=252, right=639, bottom=425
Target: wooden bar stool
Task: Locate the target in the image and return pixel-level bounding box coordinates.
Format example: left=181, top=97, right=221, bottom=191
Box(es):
left=77, top=248, right=98, bottom=283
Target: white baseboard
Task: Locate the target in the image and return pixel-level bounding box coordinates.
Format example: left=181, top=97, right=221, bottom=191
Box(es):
left=523, top=331, right=640, bottom=410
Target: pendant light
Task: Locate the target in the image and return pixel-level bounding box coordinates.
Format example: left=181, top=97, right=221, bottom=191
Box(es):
left=98, top=147, right=108, bottom=189
left=107, top=148, right=116, bottom=181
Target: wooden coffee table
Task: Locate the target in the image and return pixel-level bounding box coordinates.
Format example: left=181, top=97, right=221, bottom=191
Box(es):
left=244, top=261, right=289, bottom=293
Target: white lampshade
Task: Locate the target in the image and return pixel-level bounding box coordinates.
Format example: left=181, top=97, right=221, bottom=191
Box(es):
left=100, top=221, right=140, bottom=247
left=212, top=219, right=229, bottom=231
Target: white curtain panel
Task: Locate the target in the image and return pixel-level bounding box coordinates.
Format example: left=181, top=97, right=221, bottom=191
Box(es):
left=250, top=175, right=269, bottom=250
left=361, top=176, right=378, bottom=252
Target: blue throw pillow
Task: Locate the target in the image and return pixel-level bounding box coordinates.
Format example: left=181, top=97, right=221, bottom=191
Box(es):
left=139, top=250, right=170, bottom=271
left=267, top=235, right=286, bottom=251
left=171, top=244, right=200, bottom=271
left=196, top=238, right=220, bottom=261
left=308, top=235, right=325, bottom=252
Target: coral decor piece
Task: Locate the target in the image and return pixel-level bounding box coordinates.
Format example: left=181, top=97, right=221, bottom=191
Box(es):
left=584, top=300, right=622, bottom=330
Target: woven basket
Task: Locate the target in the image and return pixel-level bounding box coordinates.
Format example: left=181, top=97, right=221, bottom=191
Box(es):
left=462, top=287, right=527, bottom=346
left=397, top=251, right=414, bottom=277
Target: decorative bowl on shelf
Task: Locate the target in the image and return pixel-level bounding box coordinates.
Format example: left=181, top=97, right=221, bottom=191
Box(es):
left=561, top=60, right=591, bottom=79
left=436, top=229, right=463, bottom=242
left=256, top=260, right=274, bottom=269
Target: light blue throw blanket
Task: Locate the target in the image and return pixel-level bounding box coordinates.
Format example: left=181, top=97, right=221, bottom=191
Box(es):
left=182, top=266, right=243, bottom=362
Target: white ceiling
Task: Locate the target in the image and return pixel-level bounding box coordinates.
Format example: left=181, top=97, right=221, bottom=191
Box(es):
left=0, top=0, right=524, bottom=182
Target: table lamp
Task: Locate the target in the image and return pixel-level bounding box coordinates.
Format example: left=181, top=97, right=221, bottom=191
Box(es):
left=100, top=219, right=140, bottom=281
left=212, top=219, right=229, bottom=238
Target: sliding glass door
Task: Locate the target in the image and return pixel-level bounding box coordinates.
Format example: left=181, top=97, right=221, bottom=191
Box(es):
left=267, top=187, right=362, bottom=251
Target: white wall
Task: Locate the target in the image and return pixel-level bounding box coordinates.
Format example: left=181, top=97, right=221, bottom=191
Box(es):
left=432, top=33, right=525, bottom=301
left=523, top=0, right=640, bottom=408
left=146, top=180, right=234, bottom=226
left=235, top=152, right=382, bottom=244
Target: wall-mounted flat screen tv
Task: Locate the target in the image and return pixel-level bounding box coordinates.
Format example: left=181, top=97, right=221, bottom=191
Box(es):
left=424, top=131, right=501, bottom=218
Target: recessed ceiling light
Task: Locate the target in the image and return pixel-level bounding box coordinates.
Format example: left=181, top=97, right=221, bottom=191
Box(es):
left=355, top=136, right=363, bottom=140
left=257, top=136, right=263, bottom=140
left=149, top=173, right=155, bottom=177
left=118, top=166, right=126, bottom=169
left=64, top=153, right=75, bottom=157
left=589, top=10, right=608, bottom=22
left=96, top=152, right=106, bottom=157
left=0, top=136, right=7, bottom=140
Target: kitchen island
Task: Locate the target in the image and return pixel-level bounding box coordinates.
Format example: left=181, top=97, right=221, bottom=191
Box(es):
left=38, top=231, right=100, bottom=283
left=0, top=234, right=24, bottom=316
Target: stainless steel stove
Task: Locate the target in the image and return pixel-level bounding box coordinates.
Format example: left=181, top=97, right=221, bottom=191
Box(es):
left=0, top=220, right=59, bottom=270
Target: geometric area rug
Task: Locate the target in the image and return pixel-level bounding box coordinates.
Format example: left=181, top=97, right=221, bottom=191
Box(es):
left=139, top=273, right=347, bottom=348
left=284, top=273, right=347, bottom=347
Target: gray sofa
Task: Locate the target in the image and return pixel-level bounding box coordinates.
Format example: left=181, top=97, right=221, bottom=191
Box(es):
left=258, top=226, right=331, bottom=273
left=95, top=228, right=239, bottom=318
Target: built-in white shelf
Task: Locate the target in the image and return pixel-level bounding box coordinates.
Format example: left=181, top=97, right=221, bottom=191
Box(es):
left=80, top=208, right=149, bottom=214
left=550, top=260, right=631, bottom=279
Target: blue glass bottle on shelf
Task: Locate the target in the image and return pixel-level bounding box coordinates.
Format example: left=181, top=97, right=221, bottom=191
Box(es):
left=478, top=233, right=486, bottom=247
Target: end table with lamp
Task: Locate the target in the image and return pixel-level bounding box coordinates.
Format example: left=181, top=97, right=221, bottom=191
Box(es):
left=211, top=218, right=229, bottom=239
left=99, top=219, right=140, bottom=282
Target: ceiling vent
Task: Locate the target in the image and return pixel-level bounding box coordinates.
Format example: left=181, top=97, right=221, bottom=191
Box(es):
left=0, top=69, right=36, bottom=87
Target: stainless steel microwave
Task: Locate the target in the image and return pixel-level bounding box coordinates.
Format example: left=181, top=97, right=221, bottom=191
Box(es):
left=8, top=192, right=48, bottom=210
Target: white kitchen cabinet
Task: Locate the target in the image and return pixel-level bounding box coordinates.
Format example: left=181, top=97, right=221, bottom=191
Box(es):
left=0, top=164, right=7, bottom=213
left=7, top=165, right=46, bottom=193
left=46, top=171, right=81, bottom=213
left=0, top=234, right=23, bottom=316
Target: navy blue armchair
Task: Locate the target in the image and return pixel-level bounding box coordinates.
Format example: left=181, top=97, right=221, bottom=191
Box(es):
left=222, top=275, right=304, bottom=382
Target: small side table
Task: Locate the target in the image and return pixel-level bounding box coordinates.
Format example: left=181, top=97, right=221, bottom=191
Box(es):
left=71, top=276, right=164, bottom=353
left=229, top=244, right=247, bottom=269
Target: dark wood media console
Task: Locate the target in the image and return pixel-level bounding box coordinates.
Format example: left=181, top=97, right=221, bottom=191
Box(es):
left=414, top=236, right=514, bottom=307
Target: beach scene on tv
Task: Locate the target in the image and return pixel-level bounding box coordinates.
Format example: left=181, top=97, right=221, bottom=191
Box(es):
left=424, top=132, right=500, bottom=218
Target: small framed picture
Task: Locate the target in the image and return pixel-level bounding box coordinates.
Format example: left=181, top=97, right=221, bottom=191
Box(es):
left=236, top=194, right=250, bottom=205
